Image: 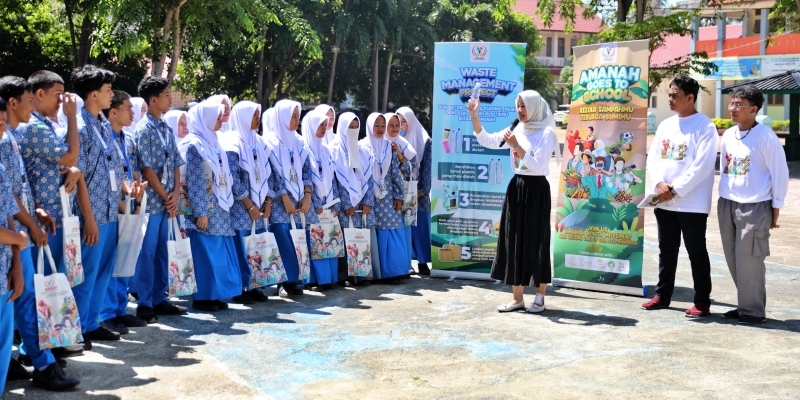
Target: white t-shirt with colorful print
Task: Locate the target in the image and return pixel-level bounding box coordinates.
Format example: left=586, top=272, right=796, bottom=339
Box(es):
left=719, top=123, right=788, bottom=208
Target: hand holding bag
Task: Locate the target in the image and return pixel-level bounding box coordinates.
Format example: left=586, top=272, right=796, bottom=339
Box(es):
left=113, top=193, right=149, bottom=277
left=344, top=214, right=372, bottom=277
left=59, top=186, right=83, bottom=287
left=167, top=217, right=197, bottom=296
left=34, top=245, right=83, bottom=350
left=289, top=213, right=311, bottom=281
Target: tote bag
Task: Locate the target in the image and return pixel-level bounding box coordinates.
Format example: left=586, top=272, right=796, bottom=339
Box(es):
left=309, top=200, right=344, bottom=260
left=167, top=217, right=197, bottom=296
left=34, top=245, right=83, bottom=350
left=59, top=186, right=83, bottom=287
left=290, top=214, right=311, bottom=281
left=344, top=214, right=372, bottom=277
left=245, top=220, right=287, bottom=288
left=113, top=193, right=149, bottom=277
left=402, top=178, right=418, bottom=227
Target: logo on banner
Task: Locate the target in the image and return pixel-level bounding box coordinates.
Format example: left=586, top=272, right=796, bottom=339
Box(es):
left=470, top=44, right=489, bottom=62
left=600, top=44, right=618, bottom=64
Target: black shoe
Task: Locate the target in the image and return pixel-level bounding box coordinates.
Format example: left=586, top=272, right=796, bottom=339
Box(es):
left=8, top=357, right=34, bottom=381
left=388, top=278, right=403, bottom=285
left=13, top=329, right=21, bottom=345
left=408, top=268, right=418, bottom=276
left=400, top=274, right=412, bottom=280
left=192, top=300, right=219, bottom=312
left=136, top=306, right=159, bottom=324
left=118, top=314, right=148, bottom=328
left=247, top=289, right=269, bottom=302
left=233, top=292, right=255, bottom=304
left=19, top=354, right=67, bottom=369
left=291, top=287, right=305, bottom=295
left=82, top=339, right=92, bottom=351
left=356, top=280, right=370, bottom=287
left=213, top=300, right=229, bottom=310
left=722, top=309, right=740, bottom=319
left=418, top=263, right=431, bottom=276
left=154, top=300, right=189, bottom=315
left=321, top=283, right=335, bottom=291
left=83, top=326, right=121, bottom=341
left=100, top=318, right=129, bottom=335
left=738, top=315, right=767, bottom=325
left=32, top=363, right=80, bottom=391
left=50, top=344, right=84, bottom=358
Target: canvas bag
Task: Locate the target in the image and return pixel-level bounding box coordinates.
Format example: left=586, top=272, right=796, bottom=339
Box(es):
left=442, top=239, right=462, bottom=261
left=34, top=245, right=83, bottom=350
left=245, top=220, right=287, bottom=289
left=113, top=193, right=149, bottom=277
left=437, top=247, right=454, bottom=262
left=344, top=214, right=372, bottom=277
left=309, top=199, right=344, bottom=260
left=59, top=186, right=83, bottom=287
left=402, top=177, right=418, bottom=227
left=290, top=213, right=311, bottom=281
left=167, top=217, right=197, bottom=296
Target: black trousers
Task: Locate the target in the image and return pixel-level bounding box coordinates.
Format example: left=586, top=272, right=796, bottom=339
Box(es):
left=654, top=208, right=712, bottom=305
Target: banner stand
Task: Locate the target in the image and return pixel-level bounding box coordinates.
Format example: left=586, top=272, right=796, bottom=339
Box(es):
left=430, top=270, right=498, bottom=282
left=553, top=278, right=648, bottom=297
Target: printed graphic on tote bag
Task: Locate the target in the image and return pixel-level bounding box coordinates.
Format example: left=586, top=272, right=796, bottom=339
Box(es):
left=295, top=244, right=310, bottom=280
left=168, top=255, right=196, bottom=297
left=309, top=225, right=345, bottom=260
left=35, top=245, right=83, bottom=350
left=247, top=227, right=288, bottom=288
left=344, top=215, right=373, bottom=277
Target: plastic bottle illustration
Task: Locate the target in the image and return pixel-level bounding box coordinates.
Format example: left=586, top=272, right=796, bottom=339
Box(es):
left=488, top=158, right=496, bottom=185
left=495, top=157, right=503, bottom=184
left=470, top=82, right=481, bottom=106
left=442, top=127, right=451, bottom=153
left=454, top=128, right=463, bottom=154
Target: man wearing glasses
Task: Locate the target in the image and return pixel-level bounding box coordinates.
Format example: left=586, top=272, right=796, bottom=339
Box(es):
left=642, top=76, right=719, bottom=318
left=718, top=85, right=788, bottom=325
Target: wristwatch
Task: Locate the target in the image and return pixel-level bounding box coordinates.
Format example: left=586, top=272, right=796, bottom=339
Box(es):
left=513, top=144, right=520, bottom=151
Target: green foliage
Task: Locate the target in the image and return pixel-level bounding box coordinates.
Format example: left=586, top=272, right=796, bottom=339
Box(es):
left=772, top=120, right=790, bottom=131
left=712, top=118, right=734, bottom=130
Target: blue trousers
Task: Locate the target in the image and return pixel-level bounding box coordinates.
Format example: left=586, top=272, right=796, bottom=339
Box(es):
left=233, top=228, right=266, bottom=290
left=15, top=248, right=57, bottom=369
left=411, top=211, right=432, bottom=263
left=100, top=276, right=129, bottom=322
left=75, top=222, right=117, bottom=333
left=0, top=291, right=14, bottom=392
left=134, top=212, right=169, bottom=308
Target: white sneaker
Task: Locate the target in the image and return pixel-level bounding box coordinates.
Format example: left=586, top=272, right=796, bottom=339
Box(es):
left=278, top=286, right=289, bottom=298
left=526, top=294, right=545, bottom=313
left=497, top=301, right=525, bottom=312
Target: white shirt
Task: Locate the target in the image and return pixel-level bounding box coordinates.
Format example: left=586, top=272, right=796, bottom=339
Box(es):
left=474, top=127, right=556, bottom=176
left=719, top=123, right=789, bottom=208
left=646, top=113, right=719, bottom=214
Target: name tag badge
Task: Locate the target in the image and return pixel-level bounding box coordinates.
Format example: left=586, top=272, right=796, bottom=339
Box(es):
left=110, top=170, right=118, bottom=192
left=161, top=166, right=168, bottom=186
left=21, top=191, right=30, bottom=214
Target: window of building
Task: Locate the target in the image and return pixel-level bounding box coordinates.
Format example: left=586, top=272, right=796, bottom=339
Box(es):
left=570, top=39, right=577, bottom=56
left=650, top=95, right=657, bottom=108
left=558, top=38, right=565, bottom=58
left=767, top=94, right=784, bottom=105
left=546, top=37, right=552, bottom=57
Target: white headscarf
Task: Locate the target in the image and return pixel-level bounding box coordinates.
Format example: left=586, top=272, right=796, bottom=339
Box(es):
left=396, top=107, right=429, bottom=179
left=301, top=110, right=335, bottom=203
left=206, top=94, right=232, bottom=132
left=265, top=99, right=308, bottom=201
left=124, top=97, right=146, bottom=135
left=55, top=96, right=84, bottom=133
left=220, top=101, right=272, bottom=207
left=179, top=100, right=234, bottom=211
left=314, top=104, right=336, bottom=146
left=515, top=90, right=561, bottom=164
left=383, top=112, right=417, bottom=163
left=164, top=110, right=187, bottom=145
left=330, top=112, right=372, bottom=207
left=361, top=113, right=392, bottom=199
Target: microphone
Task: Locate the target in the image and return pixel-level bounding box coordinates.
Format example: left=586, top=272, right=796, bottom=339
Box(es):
left=498, top=118, right=520, bottom=148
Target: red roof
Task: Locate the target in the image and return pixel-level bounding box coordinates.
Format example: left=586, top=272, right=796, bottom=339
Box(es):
left=513, top=0, right=604, bottom=34
left=651, top=24, right=743, bottom=66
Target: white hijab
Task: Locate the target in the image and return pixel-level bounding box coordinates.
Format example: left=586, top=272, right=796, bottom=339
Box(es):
left=164, top=110, right=187, bottom=145
left=383, top=112, right=417, bottom=163
left=265, top=99, right=308, bottom=201
left=396, top=107, right=429, bottom=179
left=220, top=101, right=272, bottom=207
left=515, top=90, right=561, bottom=164
left=206, top=94, right=232, bottom=132
left=179, top=100, right=234, bottom=211
left=330, top=112, right=372, bottom=207
left=314, top=104, right=336, bottom=146
left=361, top=113, right=392, bottom=199
left=261, top=108, right=277, bottom=138
left=301, top=110, right=335, bottom=203
left=123, top=97, right=146, bottom=135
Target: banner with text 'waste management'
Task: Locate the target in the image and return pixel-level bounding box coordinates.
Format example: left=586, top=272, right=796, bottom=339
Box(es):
left=552, top=39, right=649, bottom=296
left=430, top=42, right=525, bottom=279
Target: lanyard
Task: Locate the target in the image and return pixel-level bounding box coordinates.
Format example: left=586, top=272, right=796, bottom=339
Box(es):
left=376, top=141, right=389, bottom=174
left=6, top=132, right=27, bottom=183
left=112, top=137, right=133, bottom=182
left=154, top=121, right=171, bottom=160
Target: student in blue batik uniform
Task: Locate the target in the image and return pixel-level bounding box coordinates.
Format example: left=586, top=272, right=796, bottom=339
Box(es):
left=330, top=113, right=375, bottom=285
left=301, top=110, right=342, bottom=291
left=71, top=65, right=124, bottom=346
left=361, top=113, right=410, bottom=283
left=0, top=98, right=29, bottom=393
left=0, top=78, right=79, bottom=390
left=18, top=70, right=86, bottom=362
left=98, top=90, right=149, bottom=334
left=133, top=76, right=188, bottom=323
left=219, top=101, right=277, bottom=304
left=383, top=112, right=416, bottom=274
left=397, top=107, right=433, bottom=275
left=179, top=100, right=240, bottom=312
left=264, top=100, right=323, bottom=297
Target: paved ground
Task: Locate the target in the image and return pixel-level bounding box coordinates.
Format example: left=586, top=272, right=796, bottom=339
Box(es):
left=5, top=147, right=799, bottom=399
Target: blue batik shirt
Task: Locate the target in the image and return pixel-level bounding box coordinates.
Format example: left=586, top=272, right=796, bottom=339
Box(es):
left=0, top=163, right=20, bottom=295
left=0, top=124, right=36, bottom=249
left=135, top=114, right=184, bottom=214
left=183, top=145, right=235, bottom=237
left=75, top=107, right=122, bottom=226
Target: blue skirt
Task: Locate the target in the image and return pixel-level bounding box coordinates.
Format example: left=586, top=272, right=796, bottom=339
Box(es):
left=411, top=211, right=432, bottom=263
left=376, top=228, right=410, bottom=279
left=189, top=232, right=241, bottom=301
left=403, top=227, right=413, bottom=261
left=270, top=223, right=306, bottom=285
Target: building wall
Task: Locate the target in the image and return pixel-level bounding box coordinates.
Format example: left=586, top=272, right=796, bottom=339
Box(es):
left=535, top=31, right=591, bottom=104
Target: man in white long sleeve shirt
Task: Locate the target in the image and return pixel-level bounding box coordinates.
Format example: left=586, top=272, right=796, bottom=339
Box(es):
left=641, top=76, right=719, bottom=318
left=718, top=85, right=789, bottom=325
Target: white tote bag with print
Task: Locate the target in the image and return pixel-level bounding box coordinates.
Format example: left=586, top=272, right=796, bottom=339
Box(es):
left=59, top=186, right=83, bottom=287
left=290, top=214, right=311, bottom=281
left=245, top=220, right=287, bottom=289
left=34, top=245, right=83, bottom=350
left=167, top=217, right=197, bottom=296
left=113, top=193, right=149, bottom=277
left=344, top=214, right=373, bottom=277
left=402, top=178, right=418, bottom=227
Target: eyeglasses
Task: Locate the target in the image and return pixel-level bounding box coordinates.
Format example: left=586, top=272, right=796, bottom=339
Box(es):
left=728, top=102, right=755, bottom=110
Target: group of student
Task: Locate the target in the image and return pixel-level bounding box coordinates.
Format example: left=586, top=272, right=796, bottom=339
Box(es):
left=0, top=66, right=433, bottom=392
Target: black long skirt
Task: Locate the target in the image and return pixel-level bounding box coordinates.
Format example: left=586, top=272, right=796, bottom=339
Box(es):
left=490, top=174, right=552, bottom=287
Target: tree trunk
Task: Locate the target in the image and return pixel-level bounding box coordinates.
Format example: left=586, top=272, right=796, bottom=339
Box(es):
left=64, top=0, right=79, bottom=65
left=636, top=0, right=645, bottom=23
left=381, top=49, right=394, bottom=113
left=327, top=46, right=339, bottom=105
left=371, top=25, right=380, bottom=112
left=617, top=0, right=634, bottom=23
left=166, top=23, right=187, bottom=83
left=257, top=46, right=265, bottom=105
left=153, top=7, right=176, bottom=78
left=76, top=12, right=94, bottom=67
left=285, top=59, right=321, bottom=97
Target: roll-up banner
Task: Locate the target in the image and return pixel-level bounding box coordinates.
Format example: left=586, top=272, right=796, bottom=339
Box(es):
left=430, top=42, right=526, bottom=279
left=553, top=39, right=650, bottom=296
